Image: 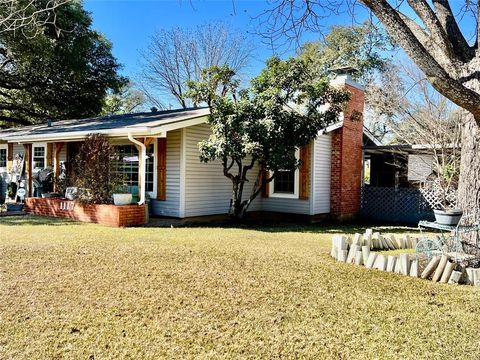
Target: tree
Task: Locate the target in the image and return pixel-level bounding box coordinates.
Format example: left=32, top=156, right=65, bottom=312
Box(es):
left=368, top=63, right=462, bottom=208
left=259, top=0, right=480, bottom=221
left=0, top=0, right=72, bottom=35
left=101, top=83, right=146, bottom=116
left=298, top=21, right=393, bottom=84
left=0, top=0, right=126, bottom=126
left=186, top=58, right=348, bottom=219
left=139, top=22, right=254, bottom=109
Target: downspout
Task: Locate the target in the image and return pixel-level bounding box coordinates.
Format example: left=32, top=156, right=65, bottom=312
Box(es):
left=127, top=132, right=146, bottom=205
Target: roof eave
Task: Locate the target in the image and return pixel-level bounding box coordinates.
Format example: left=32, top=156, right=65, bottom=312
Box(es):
left=0, top=115, right=210, bottom=143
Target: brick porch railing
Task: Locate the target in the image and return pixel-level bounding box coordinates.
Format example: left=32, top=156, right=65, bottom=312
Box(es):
left=24, top=198, right=146, bottom=227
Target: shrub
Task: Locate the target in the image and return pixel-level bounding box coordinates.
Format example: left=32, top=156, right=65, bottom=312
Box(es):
left=73, top=134, right=123, bottom=204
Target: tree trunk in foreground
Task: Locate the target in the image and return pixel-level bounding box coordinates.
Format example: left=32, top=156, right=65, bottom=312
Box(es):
left=457, top=114, right=480, bottom=223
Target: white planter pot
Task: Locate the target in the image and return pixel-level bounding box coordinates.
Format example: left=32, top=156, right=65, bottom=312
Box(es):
left=113, top=193, right=132, bottom=206
left=434, top=209, right=463, bottom=226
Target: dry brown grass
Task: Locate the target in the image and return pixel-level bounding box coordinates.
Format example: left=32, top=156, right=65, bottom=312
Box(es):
left=0, top=216, right=479, bottom=359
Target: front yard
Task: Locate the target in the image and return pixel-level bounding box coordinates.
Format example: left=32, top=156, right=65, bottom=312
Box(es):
left=1, top=217, right=479, bottom=359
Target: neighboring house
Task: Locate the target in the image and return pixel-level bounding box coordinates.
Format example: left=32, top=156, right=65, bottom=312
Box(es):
left=0, top=73, right=367, bottom=222
left=363, top=144, right=454, bottom=188
left=361, top=142, right=459, bottom=223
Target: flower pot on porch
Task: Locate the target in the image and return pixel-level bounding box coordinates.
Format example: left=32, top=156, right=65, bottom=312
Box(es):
left=113, top=193, right=132, bottom=206
left=434, top=209, right=463, bottom=226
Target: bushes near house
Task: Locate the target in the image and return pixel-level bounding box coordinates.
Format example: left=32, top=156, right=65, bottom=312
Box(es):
left=73, top=134, right=124, bottom=204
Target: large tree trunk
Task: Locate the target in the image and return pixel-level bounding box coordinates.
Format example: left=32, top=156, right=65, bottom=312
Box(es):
left=457, top=114, right=480, bottom=223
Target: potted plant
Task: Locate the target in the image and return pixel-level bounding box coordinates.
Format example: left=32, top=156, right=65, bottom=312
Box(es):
left=432, top=163, right=462, bottom=225
left=113, top=183, right=132, bottom=206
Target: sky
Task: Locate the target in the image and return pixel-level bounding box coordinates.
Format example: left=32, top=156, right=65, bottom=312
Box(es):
left=82, top=0, right=477, bottom=109
left=83, top=0, right=359, bottom=79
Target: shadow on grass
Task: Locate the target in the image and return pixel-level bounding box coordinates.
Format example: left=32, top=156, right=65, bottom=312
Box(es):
left=0, top=215, right=81, bottom=226
left=1, top=215, right=421, bottom=235
left=174, top=219, right=421, bottom=235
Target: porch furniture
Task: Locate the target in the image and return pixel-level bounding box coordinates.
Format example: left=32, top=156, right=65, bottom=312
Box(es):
left=417, top=214, right=480, bottom=262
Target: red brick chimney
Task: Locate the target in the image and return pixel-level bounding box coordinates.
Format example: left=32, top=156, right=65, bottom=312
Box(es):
left=329, top=69, right=365, bottom=221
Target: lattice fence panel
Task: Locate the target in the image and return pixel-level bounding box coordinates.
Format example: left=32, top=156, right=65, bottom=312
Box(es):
left=361, top=186, right=458, bottom=224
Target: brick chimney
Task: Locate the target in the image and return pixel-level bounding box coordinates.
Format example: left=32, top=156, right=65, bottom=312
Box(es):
left=329, top=68, right=365, bottom=221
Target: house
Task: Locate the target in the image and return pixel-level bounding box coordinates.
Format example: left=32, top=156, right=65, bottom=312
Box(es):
left=363, top=143, right=457, bottom=188
left=0, top=72, right=367, bottom=225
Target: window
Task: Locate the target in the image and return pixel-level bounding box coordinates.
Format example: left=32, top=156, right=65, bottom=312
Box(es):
left=114, top=144, right=155, bottom=194
left=273, top=170, right=295, bottom=193
left=269, top=149, right=300, bottom=199
left=33, top=144, right=46, bottom=170
left=0, top=145, right=7, bottom=168
left=145, top=144, right=154, bottom=193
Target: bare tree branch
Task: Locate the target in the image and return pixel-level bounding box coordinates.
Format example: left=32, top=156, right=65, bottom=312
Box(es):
left=0, top=0, right=72, bottom=36
left=138, top=22, right=254, bottom=109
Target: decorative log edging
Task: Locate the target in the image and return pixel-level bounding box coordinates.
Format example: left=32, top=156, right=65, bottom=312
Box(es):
left=330, top=229, right=480, bottom=287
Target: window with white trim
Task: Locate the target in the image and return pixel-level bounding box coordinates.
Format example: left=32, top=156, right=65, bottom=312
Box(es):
left=32, top=144, right=46, bottom=170
left=269, top=149, right=300, bottom=199
left=0, top=145, right=7, bottom=168
left=145, top=144, right=155, bottom=193
left=114, top=144, right=155, bottom=193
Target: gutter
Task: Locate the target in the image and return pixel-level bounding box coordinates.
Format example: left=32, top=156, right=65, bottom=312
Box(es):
left=2, top=127, right=150, bottom=143
left=127, top=132, right=146, bottom=205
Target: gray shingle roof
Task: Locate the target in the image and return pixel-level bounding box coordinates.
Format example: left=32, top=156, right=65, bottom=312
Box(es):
left=0, top=107, right=209, bottom=141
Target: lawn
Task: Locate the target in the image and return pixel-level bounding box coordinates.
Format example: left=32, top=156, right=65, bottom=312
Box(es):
left=0, top=216, right=479, bottom=359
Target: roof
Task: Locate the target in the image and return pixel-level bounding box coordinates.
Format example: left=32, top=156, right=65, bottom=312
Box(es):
left=0, top=107, right=379, bottom=144
left=0, top=107, right=210, bottom=143
left=363, top=143, right=458, bottom=155
left=362, top=126, right=382, bottom=146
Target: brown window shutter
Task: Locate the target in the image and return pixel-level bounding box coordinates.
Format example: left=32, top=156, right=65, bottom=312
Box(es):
left=261, top=167, right=269, bottom=198
left=7, top=143, right=13, bottom=161
left=23, top=144, right=32, bottom=197
left=46, top=143, right=53, bottom=167
left=299, top=143, right=311, bottom=200
left=156, top=138, right=167, bottom=200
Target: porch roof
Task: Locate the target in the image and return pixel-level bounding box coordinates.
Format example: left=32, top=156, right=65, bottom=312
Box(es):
left=0, top=107, right=209, bottom=143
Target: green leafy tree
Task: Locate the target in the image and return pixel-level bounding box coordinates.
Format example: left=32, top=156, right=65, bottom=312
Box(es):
left=0, top=0, right=126, bottom=126
left=187, top=58, right=348, bottom=219
left=298, top=22, right=393, bottom=84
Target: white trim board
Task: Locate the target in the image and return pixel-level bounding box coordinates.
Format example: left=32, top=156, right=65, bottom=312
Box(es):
left=178, top=128, right=187, bottom=218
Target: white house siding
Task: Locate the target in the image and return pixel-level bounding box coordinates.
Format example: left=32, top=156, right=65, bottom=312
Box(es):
left=151, top=130, right=181, bottom=217
left=407, top=154, right=434, bottom=182
left=313, top=134, right=332, bottom=214
left=183, top=123, right=261, bottom=217
left=58, top=145, right=67, bottom=163
left=12, top=143, right=24, bottom=157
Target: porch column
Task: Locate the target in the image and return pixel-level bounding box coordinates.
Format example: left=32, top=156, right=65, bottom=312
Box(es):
left=128, top=134, right=148, bottom=205
left=134, top=137, right=155, bottom=203
left=23, top=143, right=32, bottom=197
